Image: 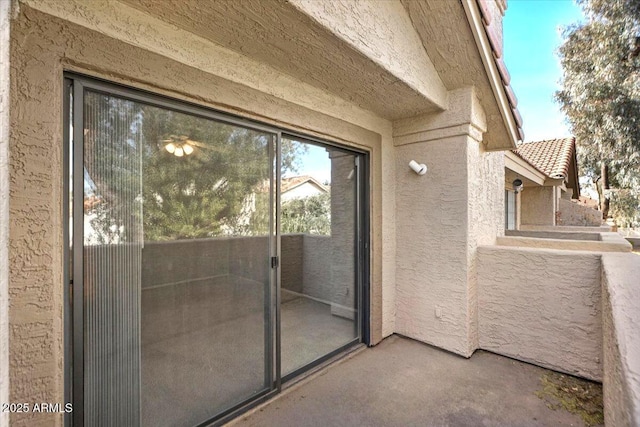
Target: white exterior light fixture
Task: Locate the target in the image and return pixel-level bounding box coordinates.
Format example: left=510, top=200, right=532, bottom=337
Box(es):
left=409, top=160, right=427, bottom=176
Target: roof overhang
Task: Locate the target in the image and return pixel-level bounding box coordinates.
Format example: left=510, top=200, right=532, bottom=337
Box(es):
left=25, top=0, right=449, bottom=121
left=460, top=0, right=520, bottom=150
left=505, top=151, right=546, bottom=186
left=401, top=0, right=518, bottom=151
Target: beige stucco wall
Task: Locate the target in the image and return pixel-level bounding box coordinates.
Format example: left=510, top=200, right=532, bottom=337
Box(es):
left=557, top=198, right=603, bottom=227
left=6, top=0, right=521, bottom=423
left=0, top=1, right=11, bottom=426
left=520, top=186, right=556, bottom=226
left=287, top=0, right=448, bottom=112
left=394, top=135, right=471, bottom=355
left=393, top=87, right=502, bottom=357
left=7, top=4, right=400, bottom=424
left=466, top=136, right=505, bottom=353
left=520, top=224, right=612, bottom=232
left=601, top=253, right=640, bottom=427
left=478, top=246, right=602, bottom=381
left=496, top=235, right=631, bottom=252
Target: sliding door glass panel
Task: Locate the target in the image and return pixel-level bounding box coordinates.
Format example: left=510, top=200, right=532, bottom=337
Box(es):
left=81, top=88, right=273, bottom=426
left=280, top=137, right=359, bottom=376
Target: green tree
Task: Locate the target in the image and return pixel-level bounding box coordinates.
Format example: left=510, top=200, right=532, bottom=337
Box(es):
left=556, top=0, right=640, bottom=226
left=84, top=92, right=303, bottom=242
left=140, top=106, right=274, bottom=240
left=281, top=193, right=331, bottom=236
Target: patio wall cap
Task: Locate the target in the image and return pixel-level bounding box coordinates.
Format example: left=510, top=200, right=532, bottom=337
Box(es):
left=601, top=253, right=640, bottom=426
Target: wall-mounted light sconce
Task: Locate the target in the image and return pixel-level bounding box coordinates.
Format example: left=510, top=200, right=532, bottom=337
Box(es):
left=409, top=160, right=427, bottom=176
left=513, top=178, right=524, bottom=193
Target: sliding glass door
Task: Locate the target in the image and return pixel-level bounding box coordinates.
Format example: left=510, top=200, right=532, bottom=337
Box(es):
left=67, top=75, right=366, bottom=426
left=72, top=79, right=275, bottom=426
left=280, top=137, right=361, bottom=378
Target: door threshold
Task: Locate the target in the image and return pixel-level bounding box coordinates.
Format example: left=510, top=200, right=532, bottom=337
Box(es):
left=224, top=343, right=366, bottom=426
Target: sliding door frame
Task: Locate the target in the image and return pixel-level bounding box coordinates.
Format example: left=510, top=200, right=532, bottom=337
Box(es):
left=64, top=73, right=370, bottom=427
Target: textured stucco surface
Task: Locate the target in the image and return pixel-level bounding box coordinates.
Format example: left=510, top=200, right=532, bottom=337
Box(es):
left=287, top=0, right=448, bottom=111
left=393, top=87, right=486, bottom=145
left=478, top=246, right=602, bottom=381
left=8, top=5, right=397, bottom=423
left=393, top=84, right=501, bottom=357
left=505, top=230, right=601, bottom=241
left=401, top=0, right=513, bottom=150
left=557, top=197, right=603, bottom=227
left=520, top=186, right=556, bottom=226
left=496, top=235, right=631, bottom=252
left=601, top=253, right=640, bottom=427
left=395, top=136, right=471, bottom=356
left=91, top=0, right=446, bottom=119
left=466, top=140, right=505, bottom=354
left=520, top=224, right=611, bottom=233
left=0, top=1, right=11, bottom=425
left=393, top=86, right=501, bottom=357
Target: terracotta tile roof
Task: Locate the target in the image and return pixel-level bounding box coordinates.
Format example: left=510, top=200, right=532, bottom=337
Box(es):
left=513, top=137, right=576, bottom=179
left=476, top=0, right=524, bottom=142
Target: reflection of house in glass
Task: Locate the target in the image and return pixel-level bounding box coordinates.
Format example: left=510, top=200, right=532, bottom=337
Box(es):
left=281, top=175, right=329, bottom=202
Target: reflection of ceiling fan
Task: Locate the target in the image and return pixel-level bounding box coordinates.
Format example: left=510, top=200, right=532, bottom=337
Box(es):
left=161, top=135, right=202, bottom=157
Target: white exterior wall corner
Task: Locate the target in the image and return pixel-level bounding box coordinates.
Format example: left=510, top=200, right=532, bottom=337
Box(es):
left=466, top=137, right=504, bottom=355
left=0, top=1, right=12, bottom=426
left=478, top=246, right=603, bottom=381
left=601, top=254, right=640, bottom=427
left=393, top=86, right=500, bottom=357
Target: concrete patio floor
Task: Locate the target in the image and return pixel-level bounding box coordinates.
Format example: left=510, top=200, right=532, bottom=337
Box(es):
left=232, top=335, right=601, bottom=427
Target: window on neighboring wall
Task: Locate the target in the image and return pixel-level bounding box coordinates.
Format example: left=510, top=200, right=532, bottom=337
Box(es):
left=505, top=190, right=516, bottom=230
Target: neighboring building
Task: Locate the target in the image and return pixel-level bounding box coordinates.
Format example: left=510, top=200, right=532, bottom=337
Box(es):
left=2, top=0, right=578, bottom=425
left=504, top=137, right=602, bottom=229
left=281, top=175, right=329, bottom=202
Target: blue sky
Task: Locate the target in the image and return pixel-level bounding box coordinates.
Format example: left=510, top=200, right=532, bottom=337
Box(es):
left=504, top=0, right=585, bottom=142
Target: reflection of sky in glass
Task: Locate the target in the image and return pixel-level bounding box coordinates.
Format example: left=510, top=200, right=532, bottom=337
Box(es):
left=284, top=143, right=331, bottom=184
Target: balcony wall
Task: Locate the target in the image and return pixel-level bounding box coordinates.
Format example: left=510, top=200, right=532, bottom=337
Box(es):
left=141, top=234, right=339, bottom=303
left=478, top=246, right=603, bottom=381
left=478, top=236, right=640, bottom=423
left=557, top=198, right=603, bottom=227
left=601, top=253, right=640, bottom=427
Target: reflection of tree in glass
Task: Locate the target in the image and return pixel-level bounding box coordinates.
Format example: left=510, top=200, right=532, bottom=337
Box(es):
left=141, top=106, right=274, bottom=240
left=84, top=93, right=143, bottom=244
left=281, top=193, right=331, bottom=236
left=84, top=93, right=305, bottom=242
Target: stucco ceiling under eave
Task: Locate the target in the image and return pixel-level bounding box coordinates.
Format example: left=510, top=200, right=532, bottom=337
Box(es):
left=401, top=0, right=513, bottom=151
left=116, top=0, right=446, bottom=121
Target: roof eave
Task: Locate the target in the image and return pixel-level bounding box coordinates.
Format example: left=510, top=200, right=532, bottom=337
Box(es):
left=504, top=151, right=546, bottom=186
left=461, top=0, right=520, bottom=151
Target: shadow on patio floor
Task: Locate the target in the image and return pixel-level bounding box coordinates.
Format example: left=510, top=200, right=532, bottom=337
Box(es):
left=232, top=335, right=602, bottom=427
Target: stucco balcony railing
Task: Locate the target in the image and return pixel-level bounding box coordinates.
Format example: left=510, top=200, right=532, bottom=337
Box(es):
left=478, top=232, right=639, bottom=426
left=138, top=232, right=639, bottom=426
